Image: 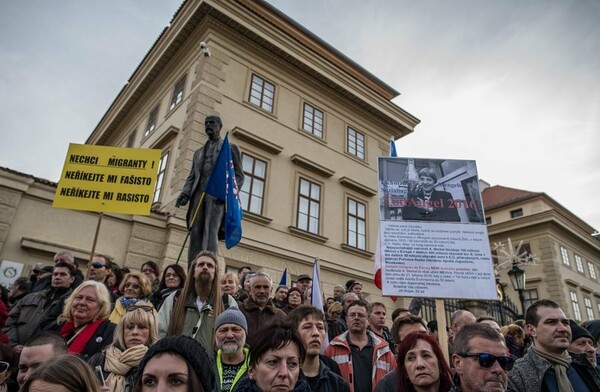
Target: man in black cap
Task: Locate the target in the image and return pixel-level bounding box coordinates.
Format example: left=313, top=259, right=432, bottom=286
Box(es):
left=569, top=320, right=598, bottom=368
left=214, top=307, right=250, bottom=392
left=296, top=274, right=312, bottom=294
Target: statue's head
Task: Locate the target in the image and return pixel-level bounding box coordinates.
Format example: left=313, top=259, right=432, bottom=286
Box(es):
left=205, top=115, right=222, bottom=141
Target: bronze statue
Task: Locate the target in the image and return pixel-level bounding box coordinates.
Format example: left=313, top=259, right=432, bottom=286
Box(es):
left=176, top=116, right=244, bottom=260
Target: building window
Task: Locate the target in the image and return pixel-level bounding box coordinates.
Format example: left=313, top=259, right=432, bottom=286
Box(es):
left=575, top=255, right=584, bottom=273
left=126, top=131, right=136, bottom=148
left=589, top=262, right=597, bottom=280
left=523, top=288, right=538, bottom=311
left=302, top=103, right=324, bottom=138
left=510, top=208, right=523, bottom=218
left=240, top=153, right=267, bottom=215
left=584, top=297, right=594, bottom=320
left=144, top=105, right=159, bottom=137
left=485, top=217, right=492, bottom=225
left=347, top=126, right=365, bottom=160
left=347, top=198, right=366, bottom=250
left=297, top=178, right=320, bottom=234
left=570, top=291, right=582, bottom=321
left=153, top=151, right=169, bottom=203
left=560, top=246, right=570, bottom=266
left=249, top=74, right=275, bottom=112
left=169, top=75, right=187, bottom=111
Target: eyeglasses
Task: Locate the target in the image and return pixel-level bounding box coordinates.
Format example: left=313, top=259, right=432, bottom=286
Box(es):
left=347, top=313, right=367, bottom=319
left=459, top=352, right=515, bottom=371
left=0, top=361, right=8, bottom=374
left=165, top=273, right=179, bottom=278
left=126, top=304, right=154, bottom=313
left=124, top=283, right=141, bottom=290
left=91, top=262, right=105, bottom=269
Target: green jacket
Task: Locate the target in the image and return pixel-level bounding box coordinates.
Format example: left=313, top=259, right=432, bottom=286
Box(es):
left=157, top=290, right=237, bottom=352
left=216, top=347, right=250, bottom=392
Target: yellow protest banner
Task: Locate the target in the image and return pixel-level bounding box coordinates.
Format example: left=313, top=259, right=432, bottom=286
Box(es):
left=53, top=144, right=162, bottom=215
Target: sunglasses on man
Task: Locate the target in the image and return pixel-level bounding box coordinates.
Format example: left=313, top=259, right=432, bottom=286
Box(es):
left=458, top=352, right=514, bottom=371
left=90, top=262, right=105, bottom=269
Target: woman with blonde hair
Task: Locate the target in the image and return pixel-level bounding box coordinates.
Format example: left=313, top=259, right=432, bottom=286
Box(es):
left=21, top=355, right=102, bottom=392
left=109, top=272, right=154, bottom=324
left=50, top=280, right=115, bottom=361
left=89, top=302, right=159, bottom=392
left=220, top=272, right=240, bottom=296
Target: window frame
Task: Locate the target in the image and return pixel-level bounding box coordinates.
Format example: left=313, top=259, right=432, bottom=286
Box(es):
left=584, top=297, right=594, bottom=320
left=240, top=152, right=267, bottom=216
left=248, top=74, right=275, bottom=113
left=570, top=291, right=582, bottom=321
left=347, top=197, right=367, bottom=250
left=589, top=262, right=597, bottom=280
left=522, top=288, right=539, bottom=311
left=302, top=102, right=324, bottom=138
left=560, top=246, right=570, bottom=266
left=169, top=74, right=187, bottom=111
left=152, top=150, right=170, bottom=204
left=346, top=126, right=365, bottom=160
left=574, top=254, right=584, bottom=273
left=296, top=177, right=321, bottom=235
left=510, top=208, right=523, bottom=218
left=144, top=105, right=160, bottom=137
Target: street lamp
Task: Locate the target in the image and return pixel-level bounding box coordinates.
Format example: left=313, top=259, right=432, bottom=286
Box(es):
left=508, top=263, right=526, bottom=318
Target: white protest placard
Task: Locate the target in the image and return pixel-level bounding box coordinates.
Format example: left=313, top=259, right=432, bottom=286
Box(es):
left=0, top=260, right=24, bottom=289
left=377, top=157, right=496, bottom=300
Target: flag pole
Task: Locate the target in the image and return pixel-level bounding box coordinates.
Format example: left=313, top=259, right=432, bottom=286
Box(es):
left=86, top=212, right=104, bottom=280
left=175, top=192, right=206, bottom=265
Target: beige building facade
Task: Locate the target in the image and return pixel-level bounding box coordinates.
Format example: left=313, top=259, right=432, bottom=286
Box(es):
left=1, top=0, right=419, bottom=307
left=483, top=184, right=600, bottom=322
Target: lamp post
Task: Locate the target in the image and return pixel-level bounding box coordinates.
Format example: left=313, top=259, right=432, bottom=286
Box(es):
left=508, top=262, right=526, bottom=318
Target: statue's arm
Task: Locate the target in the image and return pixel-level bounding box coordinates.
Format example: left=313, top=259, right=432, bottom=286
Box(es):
left=176, top=149, right=199, bottom=207
left=231, top=143, right=245, bottom=189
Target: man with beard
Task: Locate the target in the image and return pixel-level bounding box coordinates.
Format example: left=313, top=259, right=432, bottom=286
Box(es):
left=289, top=305, right=349, bottom=392
left=5, top=261, right=75, bottom=350
left=508, top=300, right=600, bottom=391
left=157, top=251, right=237, bottom=351
left=175, top=115, right=244, bottom=260
left=324, top=300, right=396, bottom=392
left=238, top=272, right=286, bottom=347
left=213, top=307, right=250, bottom=392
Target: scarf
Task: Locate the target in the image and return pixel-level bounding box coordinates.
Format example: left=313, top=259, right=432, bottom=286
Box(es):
left=120, top=296, right=145, bottom=309
left=531, top=346, right=574, bottom=392
left=104, top=345, right=148, bottom=392
left=59, top=318, right=105, bottom=354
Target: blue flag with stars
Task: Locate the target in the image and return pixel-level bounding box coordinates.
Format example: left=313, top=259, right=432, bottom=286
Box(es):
left=204, top=133, right=243, bottom=249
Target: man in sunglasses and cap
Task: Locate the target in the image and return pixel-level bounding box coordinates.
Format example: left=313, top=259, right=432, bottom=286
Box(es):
left=508, top=299, right=600, bottom=391
left=451, top=323, right=513, bottom=392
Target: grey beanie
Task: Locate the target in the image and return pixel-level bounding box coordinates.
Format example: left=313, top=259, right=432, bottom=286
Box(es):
left=215, top=307, right=248, bottom=334
left=570, top=319, right=593, bottom=342
left=585, top=319, right=600, bottom=344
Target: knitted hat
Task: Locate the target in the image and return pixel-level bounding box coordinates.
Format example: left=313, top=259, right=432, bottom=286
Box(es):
left=215, top=307, right=248, bottom=335
left=584, top=319, right=600, bottom=344
left=136, top=336, right=215, bottom=391
left=570, top=319, right=593, bottom=342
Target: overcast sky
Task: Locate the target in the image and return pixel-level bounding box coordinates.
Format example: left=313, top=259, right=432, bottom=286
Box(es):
left=1, top=0, right=598, bottom=230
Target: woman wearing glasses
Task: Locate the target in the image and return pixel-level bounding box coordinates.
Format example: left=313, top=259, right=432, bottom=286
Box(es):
left=109, top=272, right=155, bottom=324
left=50, top=280, right=115, bottom=361
left=151, top=264, right=187, bottom=311
left=397, top=332, right=453, bottom=392
left=0, top=342, right=17, bottom=392
left=89, top=303, right=158, bottom=392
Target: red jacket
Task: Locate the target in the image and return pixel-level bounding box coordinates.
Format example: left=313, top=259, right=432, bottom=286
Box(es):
left=324, top=330, right=396, bottom=392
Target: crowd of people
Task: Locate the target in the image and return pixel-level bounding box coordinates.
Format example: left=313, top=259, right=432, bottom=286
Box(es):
left=0, top=250, right=599, bottom=391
